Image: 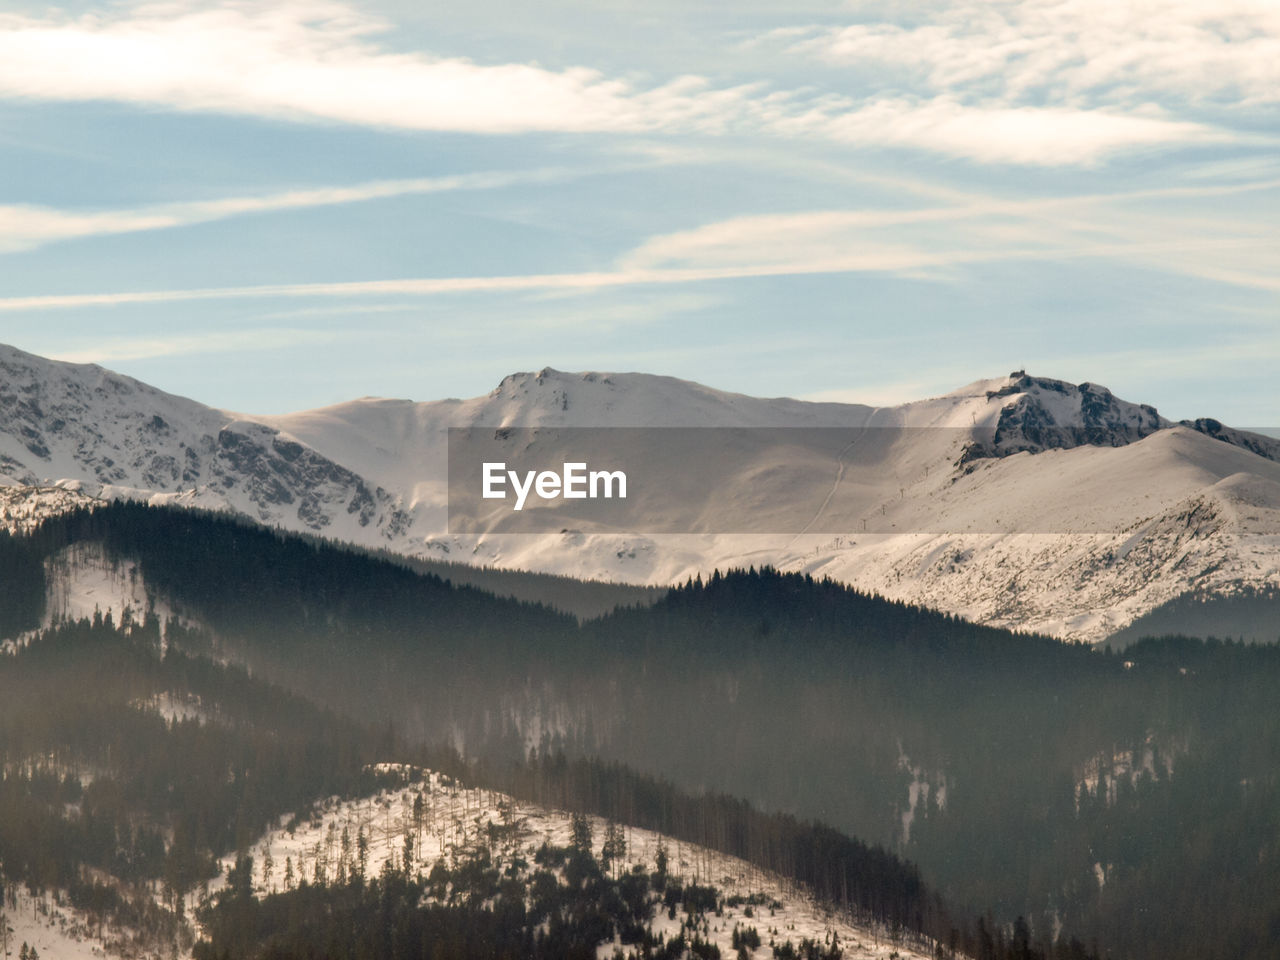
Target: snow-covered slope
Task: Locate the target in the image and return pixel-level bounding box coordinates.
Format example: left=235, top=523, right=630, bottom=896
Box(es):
left=2, top=344, right=1277, bottom=643
left=212, top=766, right=934, bottom=960
left=0, top=343, right=407, bottom=540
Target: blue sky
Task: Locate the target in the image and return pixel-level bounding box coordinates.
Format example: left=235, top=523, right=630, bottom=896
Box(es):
left=0, top=0, right=1275, bottom=422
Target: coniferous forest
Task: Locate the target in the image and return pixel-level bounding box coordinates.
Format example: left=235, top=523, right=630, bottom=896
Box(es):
left=1, top=502, right=1278, bottom=960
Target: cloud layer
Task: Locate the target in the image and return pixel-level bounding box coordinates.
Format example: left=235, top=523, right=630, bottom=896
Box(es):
left=0, top=1, right=1238, bottom=165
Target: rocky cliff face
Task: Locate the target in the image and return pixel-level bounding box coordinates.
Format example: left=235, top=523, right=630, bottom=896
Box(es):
left=956, top=374, right=1169, bottom=459
left=962, top=372, right=1280, bottom=466
left=0, top=343, right=407, bottom=539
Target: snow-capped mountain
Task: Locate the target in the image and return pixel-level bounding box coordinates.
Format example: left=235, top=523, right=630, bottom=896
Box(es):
left=2, top=343, right=1277, bottom=642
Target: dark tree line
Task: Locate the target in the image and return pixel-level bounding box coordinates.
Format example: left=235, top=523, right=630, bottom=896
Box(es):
left=484, top=752, right=929, bottom=937
left=0, top=526, right=47, bottom=636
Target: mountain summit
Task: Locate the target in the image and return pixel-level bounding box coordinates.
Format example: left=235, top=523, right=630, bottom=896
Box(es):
left=1, top=345, right=1277, bottom=641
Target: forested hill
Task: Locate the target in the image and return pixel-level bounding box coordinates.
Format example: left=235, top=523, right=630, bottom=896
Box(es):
left=0, top=504, right=1094, bottom=960
left=594, top=566, right=1092, bottom=668
left=3, top=503, right=1280, bottom=960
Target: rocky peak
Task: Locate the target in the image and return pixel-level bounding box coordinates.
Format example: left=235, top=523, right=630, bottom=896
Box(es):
left=964, top=374, right=1168, bottom=459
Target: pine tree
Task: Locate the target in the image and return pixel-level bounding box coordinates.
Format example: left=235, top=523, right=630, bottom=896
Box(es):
left=602, top=822, right=626, bottom=876
left=357, top=825, right=369, bottom=882
left=571, top=813, right=593, bottom=852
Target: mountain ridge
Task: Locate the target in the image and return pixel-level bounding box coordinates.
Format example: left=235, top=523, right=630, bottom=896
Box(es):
left=1, top=343, right=1277, bottom=642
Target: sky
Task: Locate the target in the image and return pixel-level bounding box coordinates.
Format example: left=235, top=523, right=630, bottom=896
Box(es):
left=0, top=0, right=1276, bottom=423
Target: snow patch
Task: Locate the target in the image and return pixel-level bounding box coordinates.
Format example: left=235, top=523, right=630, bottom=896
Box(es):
left=41, top=543, right=158, bottom=629
left=0, top=883, right=140, bottom=960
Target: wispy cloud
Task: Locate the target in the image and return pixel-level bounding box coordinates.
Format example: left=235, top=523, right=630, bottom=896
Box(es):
left=0, top=270, right=746, bottom=312
left=808, top=99, right=1224, bottom=167
left=622, top=178, right=1280, bottom=291
left=0, top=242, right=1089, bottom=313
left=0, top=1, right=1228, bottom=165
left=1, top=176, right=1274, bottom=313
left=0, top=167, right=579, bottom=253
left=781, top=0, right=1280, bottom=111
left=0, top=3, right=765, bottom=134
